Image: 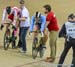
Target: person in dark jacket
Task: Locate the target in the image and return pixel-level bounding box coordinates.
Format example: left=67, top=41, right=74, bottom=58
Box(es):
left=57, top=14, right=75, bottom=67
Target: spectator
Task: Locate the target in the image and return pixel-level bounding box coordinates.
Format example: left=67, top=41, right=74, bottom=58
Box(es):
left=43, top=4, right=59, bottom=62
left=18, top=0, right=30, bottom=53
left=57, top=14, right=75, bottom=67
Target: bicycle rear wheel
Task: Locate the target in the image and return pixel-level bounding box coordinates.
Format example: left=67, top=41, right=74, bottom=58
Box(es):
left=4, top=33, right=10, bottom=50
left=12, top=40, right=16, bottom=49
left=39, top=47, right=44, bottom=58
left=39, top=38, right=45, bottom=58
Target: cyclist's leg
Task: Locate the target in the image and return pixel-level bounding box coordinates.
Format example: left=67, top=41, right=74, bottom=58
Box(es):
left=32, top=25, right=39, bottom=48
left=13, top=21, right=19, bottom=37
left=33, top=25, right=38, bottom=37
left=12, top=30, right=16, bottom=48
left=43, top=29, right=48, bottom=46
left=13, top=29, right=18, bottom=38
left=5, top=18, right=12, bottom=36
left=12, top=22, right=18, bottom=37
left=5, top=23, right=10, bottom=37
left=12, top=20, right=19, bottom=47
left=12, top=22, right=19, bottom=48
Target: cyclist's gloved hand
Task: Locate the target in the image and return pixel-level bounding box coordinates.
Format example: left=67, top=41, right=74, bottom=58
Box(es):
left=12, top=26, right=17, bottom=30
left=0, top=24, right=4, bottom=30
left=41, top=32, right=44, bottom=37
left=29, top=31, right=32, bottom=35
left=46, top=28, right=48, bottom=31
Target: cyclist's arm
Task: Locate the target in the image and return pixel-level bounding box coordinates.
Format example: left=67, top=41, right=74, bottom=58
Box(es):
left=2, top=9, right=7, bottom=24
left=2, top=9, right=12, bottom=24
left=13, top=10, right=18, bottom=26
left=40, top=16, right=46, bottom=32
left=30, top=16, right=34, bottom=32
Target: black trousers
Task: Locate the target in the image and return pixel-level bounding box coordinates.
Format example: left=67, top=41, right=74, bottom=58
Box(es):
left=58, top=38, right=75, bottom=67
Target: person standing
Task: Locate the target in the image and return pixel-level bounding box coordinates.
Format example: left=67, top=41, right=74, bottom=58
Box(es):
left=18, top=0, right=30, bottom=53
left=43, top=4, right=59, bottom=62
left=57, top=14, right=75, bottom=67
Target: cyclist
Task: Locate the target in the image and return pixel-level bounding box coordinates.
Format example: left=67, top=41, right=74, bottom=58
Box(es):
left=0, top=6, right=20, bottom=47
left=30, top=11, right=48, bottom=48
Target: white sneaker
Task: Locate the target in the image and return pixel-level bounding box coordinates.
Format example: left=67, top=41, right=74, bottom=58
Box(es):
left=19, top=48, right=26, bottom=53
left=20, top=50, right=26, bottom=53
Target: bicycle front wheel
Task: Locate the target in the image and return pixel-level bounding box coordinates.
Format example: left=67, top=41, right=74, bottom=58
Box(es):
left=4, top=33, right=10, bottom=50
left=32, top=48, right=38, bottom=59
left=32, top=37, right=38, bottom=59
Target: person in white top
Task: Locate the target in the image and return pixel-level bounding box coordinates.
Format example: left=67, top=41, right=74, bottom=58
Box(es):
left=17, top=0, right=30, bottom=53
left=19, top=6, right=30, bottom=27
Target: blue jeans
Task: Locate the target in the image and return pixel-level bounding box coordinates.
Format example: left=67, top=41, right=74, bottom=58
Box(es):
left=19, top=27, right=29, bottom=51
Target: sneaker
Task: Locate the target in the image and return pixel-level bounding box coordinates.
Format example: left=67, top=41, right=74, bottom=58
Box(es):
left=20, top=50, right=26, bottom=53
left=45, top=57, right=55, bottom=63
left=46, top=57, right=52, bottom=59
left=19, top=49, right=26, bottom=53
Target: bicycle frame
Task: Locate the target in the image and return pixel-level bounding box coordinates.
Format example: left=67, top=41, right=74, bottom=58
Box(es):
left=3, top=22, right=16, bottom=50
left=32, top=31, right=45, bottom=59
left=32, top=31, right=44, bottom=48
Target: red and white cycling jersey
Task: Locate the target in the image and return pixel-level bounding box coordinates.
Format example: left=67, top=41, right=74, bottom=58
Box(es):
left=2, top=6, right=20, bottom=25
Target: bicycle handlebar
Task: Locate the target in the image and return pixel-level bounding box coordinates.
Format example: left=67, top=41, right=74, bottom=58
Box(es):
left=29, top=31, right=44, bottom=37
left=3, top=22, right=13, bottom=26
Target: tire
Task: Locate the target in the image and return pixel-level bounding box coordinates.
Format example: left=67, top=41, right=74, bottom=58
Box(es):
left=12, top=36, right=16, bottom=49
left=11, top=30, right=17, bottom=49
left=39, top=38, right=44, bottom=58
left=32, top=37, right=38, bottom=59
left=39, top=48, right=44, bottom=58
left=32, top=49, right=38, bottom=59
left=12, top=40, right=16, bottom=49
left=4, top=33, right=10, bottom=50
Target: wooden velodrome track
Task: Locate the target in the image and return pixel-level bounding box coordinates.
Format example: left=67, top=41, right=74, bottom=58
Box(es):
left=0, top=0, right=75, bottom=67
